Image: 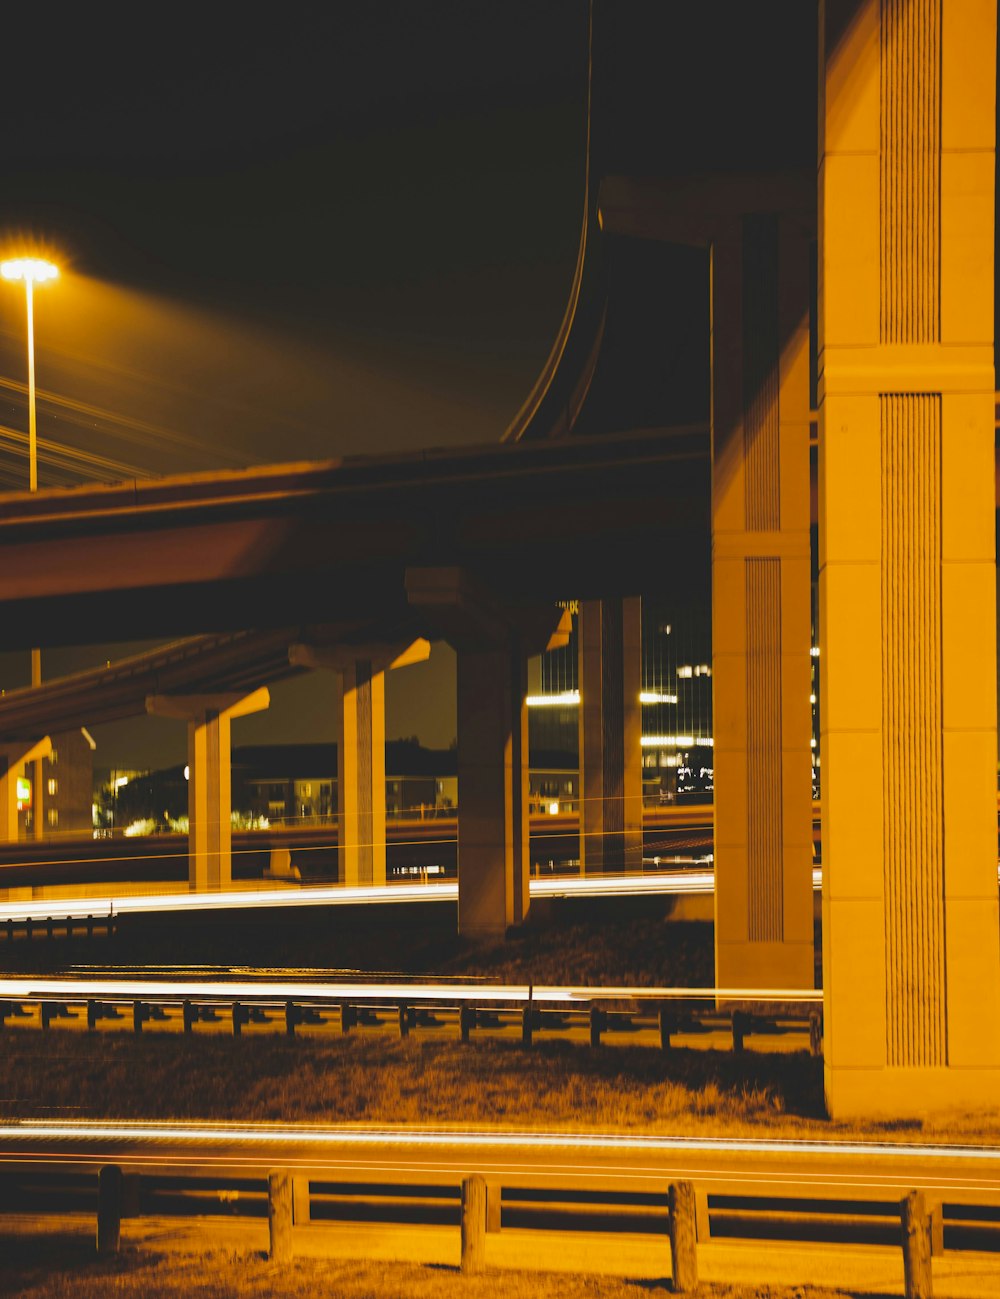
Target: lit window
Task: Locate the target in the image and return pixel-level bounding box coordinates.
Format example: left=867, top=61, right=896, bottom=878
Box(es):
left=47, top=778, right=57, bottom=797
left=49, top=748, right=58, bottom=766
left=677, top=666, right=693, bottom=679
left=47, top=808, right=58, bottom=827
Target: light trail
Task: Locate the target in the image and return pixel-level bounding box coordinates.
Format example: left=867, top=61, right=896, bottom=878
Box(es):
left=0, top=868, right=733, bottom=924
left=0, top=974, right=822, bottom=1004
left=0, top=864, right=993, bottom=923
left=0, top=1119, right=995, bottom=1162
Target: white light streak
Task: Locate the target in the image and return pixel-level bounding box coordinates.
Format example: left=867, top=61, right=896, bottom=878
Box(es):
left=0, top=974, right=821, bottom=1005
left=0, top=1119, right=995, bottom=1162
left=0, top=866, right=994, bottom=925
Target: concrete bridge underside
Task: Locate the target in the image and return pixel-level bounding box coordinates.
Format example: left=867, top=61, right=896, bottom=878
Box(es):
left=0, top=0, right=996, bottom=1120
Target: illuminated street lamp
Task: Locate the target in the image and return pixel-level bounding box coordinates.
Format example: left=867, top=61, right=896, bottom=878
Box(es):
left=2, top=257, right=59, bottom=838
left=1, top=257, right=59, bottom=492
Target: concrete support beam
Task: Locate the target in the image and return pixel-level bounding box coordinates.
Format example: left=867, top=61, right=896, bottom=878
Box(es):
left=0, top=736, right=51, bottom=843
left=147, top=688, right=269, bottom=890
left=407, top=567, right=569, bottom=940
left=819, top=0, right=1000, bottom=1117
left=456, top=639, right=530, bottom=941
left=711, top=214, right=815, bottom=991
left=578, top=597, right=642, bottom=873
left=289, top=638, right=430, bottom=886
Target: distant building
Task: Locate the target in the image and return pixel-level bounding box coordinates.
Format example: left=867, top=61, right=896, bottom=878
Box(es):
left=21, top=727, right=96, bottom=836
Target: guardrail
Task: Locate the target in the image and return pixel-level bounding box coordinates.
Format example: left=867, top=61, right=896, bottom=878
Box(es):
left=2, top=1161, right=994, bottom=1295
left=0, top=976, right=824, bottom=1056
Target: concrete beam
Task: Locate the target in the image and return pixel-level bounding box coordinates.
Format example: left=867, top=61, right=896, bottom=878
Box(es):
left=146, top=687, right=269, bottom=890
left=0, top=737, right=52, bottom=843
left=288, top=638, right=430, bottom=887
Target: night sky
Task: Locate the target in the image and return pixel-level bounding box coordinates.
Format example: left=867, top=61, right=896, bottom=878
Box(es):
left=0, top=3, right=590, bottom=765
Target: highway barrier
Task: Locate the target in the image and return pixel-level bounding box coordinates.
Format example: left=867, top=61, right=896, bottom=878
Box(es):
left=0, top=978, right=824, bottom=1057
left=0, top=1163, right=995, bottom=1295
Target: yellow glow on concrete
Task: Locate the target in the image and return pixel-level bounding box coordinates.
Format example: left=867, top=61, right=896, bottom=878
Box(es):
left=819, top=0, right=1000, bottom=1118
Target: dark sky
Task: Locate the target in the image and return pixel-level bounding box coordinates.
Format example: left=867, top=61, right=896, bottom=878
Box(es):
left=0, top=3, right=590, bottom=765
left=0, top=3, right=589, bottom=476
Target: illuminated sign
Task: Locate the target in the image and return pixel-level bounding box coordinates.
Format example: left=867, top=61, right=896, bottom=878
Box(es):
left=15, top=777, right=31, bottom=810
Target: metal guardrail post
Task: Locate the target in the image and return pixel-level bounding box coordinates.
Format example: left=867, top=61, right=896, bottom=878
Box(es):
left=668, top=1180, right=698, bottom=1292
left=97, top=1165, right=123, bottom=1257
left=461, top=1175, right=487, bottom=1273
left=809, top=1010, right=822, bottom=1057
left=398, top=1003, right=409, bottom=1038
left=268, top=1169, right=294, bottom=1261
left=731, top=1010, right=749, bottom=1052
left=486, top=1180, right=502, bottom=1234
left=132, top=1001, right=145, bottom=1035
left=340, top=1002, right=353, bottom=1034
left=521, top=1003, right=533, bottom=1045
left=285, top=1000, right=297, bottom=1038
left=900, top=1190, right=933, bottom=1299
left=589, top=1005, right=604, bottom=1047
left=182, top=999, right=195, bottom=1034
left=459, top=1004, right=475, bottom=1043
left=292, top=1176, right=311, bottom=1224
left=658, top=1007, right=674, bottom=1050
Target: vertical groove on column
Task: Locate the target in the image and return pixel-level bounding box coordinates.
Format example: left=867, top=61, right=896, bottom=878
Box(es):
left=746, top=557, right=783, bottom=941
left=742, top=215, right=781, bottom=532
left=356, top=659, right=373, bottom=885
left=880, top=0, right=940, bottom=343
left=881, top=395, right=945, bottom=1067
left=602, top=599, right=625, bottom=865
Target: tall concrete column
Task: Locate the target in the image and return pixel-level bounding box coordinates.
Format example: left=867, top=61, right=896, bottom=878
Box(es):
left=457, top=640, right=530, bottom=941
left=289, top=639, right=430, bottom=888
left=0, top=738, right=51, bottom=843
left=819, top=0, right=1000, bottom=1116
left=147, top=688, right=269, bottom=891
left=712, top=214, right=814, bottom=990
left=405, top=567, right=569, bottom=942
left=335, top=659, right=386, bottom=888
left=578, top=597, right=642, bottom=874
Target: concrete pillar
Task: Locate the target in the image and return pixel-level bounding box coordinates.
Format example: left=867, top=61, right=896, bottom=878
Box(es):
left=146, top=688, right=269, bottom=890
left=711, top=211, right=814, bottom=990
left=335, top=659, right=386, bottom=887
left=819, top=0, right=1000, bottom=1116
left=0, top=737, right=51, bottom=843
left=457, top=640, right=529, bottom=941
left=288, top=639, right=430, bottom=888
left=578, top=597, right=642, bottom=873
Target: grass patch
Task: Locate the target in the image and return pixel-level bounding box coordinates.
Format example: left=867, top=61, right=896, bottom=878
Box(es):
left=0, top=1235, right=865, bottom=1299
left=0, top=1032, right=823, bottom=1133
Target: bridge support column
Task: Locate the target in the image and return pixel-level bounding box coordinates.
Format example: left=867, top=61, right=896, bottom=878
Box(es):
left=0, top=737, right=51, bottom=843
left=147, top=688, right=269, bottom=891
left=711, top=213, right=815, bottom=991
left=406, top=567, right=570, bottom=942
left=336, top=659, right=385, bottom=888
left=456, top=641, right=530, bottom=941
left=578, top=597, right=642, bottom=874
left=289, top=639, right=430, bottom=887
left=819, top=0, right=1000, bottom=1117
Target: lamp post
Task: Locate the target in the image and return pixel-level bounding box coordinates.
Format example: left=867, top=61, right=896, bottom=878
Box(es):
left=1, top=257, right=59, bottom=838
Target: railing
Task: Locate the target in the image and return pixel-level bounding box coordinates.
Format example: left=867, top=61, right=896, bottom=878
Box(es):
left=2, top=1161, right=994, bottom=1295
left=0, top=977, right=823, bottom=1055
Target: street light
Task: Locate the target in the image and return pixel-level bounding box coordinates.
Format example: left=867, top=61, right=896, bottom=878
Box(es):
left=2, top=256, right=59, bottom=839
left=1, top=257, right=59, bottom=492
